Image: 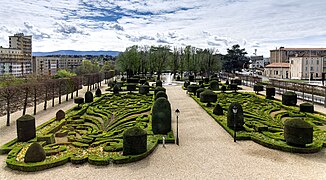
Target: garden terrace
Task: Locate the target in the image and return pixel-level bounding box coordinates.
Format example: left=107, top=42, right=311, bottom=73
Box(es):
left=1, top=93, right=174, bottom=171
left=190, top=91, right=326, bottom=153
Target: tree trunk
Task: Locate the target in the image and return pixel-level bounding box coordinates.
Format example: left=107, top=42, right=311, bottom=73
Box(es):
left=44, top=86, right=48, bottom=110
left=52, top=85, right=55, bottom=107
left=23, top=89, right=28, bottom=115
left=59, top=85, right=62, bottom=104
left=33, top=90, right=37, bottom=115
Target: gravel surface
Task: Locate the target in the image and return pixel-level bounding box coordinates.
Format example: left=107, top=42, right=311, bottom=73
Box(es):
left=0, top=83, right=326, bottom=180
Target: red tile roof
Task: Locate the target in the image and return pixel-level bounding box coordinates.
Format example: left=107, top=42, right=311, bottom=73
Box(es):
left=265, top=63, right=290, bottom=68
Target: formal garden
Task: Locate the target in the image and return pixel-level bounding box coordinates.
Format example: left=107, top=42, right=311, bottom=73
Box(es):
left=186, top=78, right=326, bottom=153
left=0, top=79, right=174, bottom=172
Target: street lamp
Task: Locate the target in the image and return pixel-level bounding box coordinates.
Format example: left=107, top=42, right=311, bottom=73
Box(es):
left=175, top=109, right=180, bottom=145
left=232, top=106, right=238, bottom=142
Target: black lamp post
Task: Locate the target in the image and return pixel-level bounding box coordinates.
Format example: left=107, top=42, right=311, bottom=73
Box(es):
left=175, top=109, right=180, bottom=145
left=232, top=106, right=238, bottom=142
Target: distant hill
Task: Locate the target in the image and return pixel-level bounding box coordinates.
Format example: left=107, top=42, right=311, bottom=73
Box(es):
left=33, top=50, right=121, bottom=57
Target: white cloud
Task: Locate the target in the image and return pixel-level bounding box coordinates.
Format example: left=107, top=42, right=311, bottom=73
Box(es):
left=0, top=0, right=326, bottom=56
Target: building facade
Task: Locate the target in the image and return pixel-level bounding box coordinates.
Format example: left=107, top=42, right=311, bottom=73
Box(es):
left=289, top=55, right=324, bottom=80
left=264, top=63, right=290, bottom=79
left=32, top=56, right=83, bottom=76
left=270, top=47, right=326, bottom=64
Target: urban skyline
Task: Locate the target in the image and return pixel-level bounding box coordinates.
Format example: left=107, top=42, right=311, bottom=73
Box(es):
left=1, top=0, right=326, bottom=56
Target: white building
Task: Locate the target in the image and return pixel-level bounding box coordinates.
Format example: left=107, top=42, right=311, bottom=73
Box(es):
left=264, top=63, right=290, bottom=79
left=289, top=55, right=324, bottom=80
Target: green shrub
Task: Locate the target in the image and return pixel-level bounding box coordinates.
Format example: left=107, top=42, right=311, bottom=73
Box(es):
left=85, top=91, right=93, bottom=103
left=156, top=80, right=162, bottom=87
left=188, top=75, right=195, bottom=82
left=95, top=88, right=102, bottom=97
left=209, top=80, right=219, bottom=91
left=113, top=84, right=120, bottom=95
left=37, top=134, right=55, bottom=144
left=139, top=79, right=146, bottom=85
left=198, top=80, right=203, bottom=85
left=196, top=88, right=205, bottom=98
left=230, top=83, right=238, bottom=92
left=24, top=142, right=46, bottom=163
left=155, top=91, right=168, bottom=100
left=74, top=97, right=84, bottom=108
left=187, top=84, right=199, bottom=95
left=176, top=76, right=181, bottom=81
left=152, top=97, right=171, bottom=134
left=300, top=103, right=314, bottom=113
left=284, top=118, right=313, bottom=147
left=282, top=91, right=297, bottom=106
left=203, top=77, right=209, bottom=84
left=225, top=80, right=229, bottom=85
left=154, top=86, right=166, bottom=96
left=139, top=85, right=149, bottom=95
left=231, top=79, right=241, bottom=85
left=56, top=110, right=65, bottom=121
left=221, top=86, right=226, bottom=92
left=16, top=114, right=36, bottom=142
left=123, top=127, right=147, bottom=155
left=213, top=104, right=224, bottom=115
left=266, top=86, right=275, bottom=99
left=127, top=78, right=139, bottom=84
left=200, top=90, right=217, bottom=106
left=126, top=83, right=137, bottom=92
left=183, top=81, right=190, bottom=88
left=253, top=84, right=264, bottom=94
left=227, top=102, right=244, bottom=130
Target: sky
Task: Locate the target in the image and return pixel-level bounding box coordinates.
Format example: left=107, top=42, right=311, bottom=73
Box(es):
left=1, top=0, right=326, bottom=57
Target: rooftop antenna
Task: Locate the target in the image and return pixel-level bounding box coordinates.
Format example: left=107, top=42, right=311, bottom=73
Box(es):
left=254, top=49, right=257, bottom=56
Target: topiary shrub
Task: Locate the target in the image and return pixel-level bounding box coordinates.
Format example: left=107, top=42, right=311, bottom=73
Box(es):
left=231, top=79, right=242, bottom=85
left=95, top=88, right=102, bottom=97
left=266, top=86, right=275, bottom=99
left=127, top=78, right=139, bottom=84
left=282, top=91, right=297, bottom=106
left=300, top=103, right=314, bottom=113
left=108, top=80, right=114, bottom=88
left=17, top=114, right=36, bottom=142
left=74, top=97, right=84, bottom=108
left=200, top=90, right=217, bottom=106
left=187, top=84, right=199, bottom=95
left=227, top=102, right=244, bottom=130
left=155, top=91, right=168, bottom=100
left=126, top=83, right=137, bottom=92
left=188, top=75, right=195, bottom=82
left=221, top=86, right=226, bottom=92
left=139, top=79, right=146, bottom=85
left=121, top=76, right=126, bottom=81
left=253, top=84, right=264, bottom=94
left=113, top=84, right=120, bottom=95
left=213, top=104, right=224, bottom=115
left=203, top=77, right=209, bottom=84
left=196, top=88, right=205, bottom=98
left=56, top=110, right=65, bottom=121
left=85, top=91, right=93, bottom=103
left=123, top=127, right=147, bottom=155
left=143, top=81, right=149, bottom=86
left=211, top=77, right=219, bottom=82
left=209, top=80, right=219, bottom=91
left=198, top=80, right=203, bottom=85
left=230, top=83, right=238, bottom=92
left=156, top=80, right=162, bottom=87
left=152, top=97, right=171, bottom=134
left=139, top=85, right=149, bottom=95
left=183, top=81, right=190, bottom=88
left=284, top=118, right=313, bottom=147
left=176, top=76, right=181, bottom=81
left=225, top=80, right=229, bottom=85
left=24, top=142, right=46, bottom=163
left=154, top=86, right=166, bottom=96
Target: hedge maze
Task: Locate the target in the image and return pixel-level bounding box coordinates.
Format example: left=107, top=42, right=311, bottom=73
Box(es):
left=1, top=91, right=174, bottom=171
left=192, top=91, right=326, bottom=153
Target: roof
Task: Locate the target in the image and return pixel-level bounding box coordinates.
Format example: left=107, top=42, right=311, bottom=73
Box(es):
left=271, top=48, right=326, bottom=51
left=265, top=63, right=290, bottom=68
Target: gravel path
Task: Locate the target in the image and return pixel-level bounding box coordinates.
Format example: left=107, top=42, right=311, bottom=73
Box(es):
left=0, top=83, right=326, bottom=180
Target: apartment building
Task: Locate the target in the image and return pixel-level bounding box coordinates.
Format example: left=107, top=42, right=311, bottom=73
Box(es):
left=270, top=47, right=326, bottom=64
left=32, top=56, right=83, bottom=76
left=0, top=33, right=32, bottom=76
left=289, top=55, right=324, bottom=80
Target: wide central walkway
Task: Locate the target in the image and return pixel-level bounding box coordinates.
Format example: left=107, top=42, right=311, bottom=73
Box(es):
left=1, top=84, right=326, bottom=179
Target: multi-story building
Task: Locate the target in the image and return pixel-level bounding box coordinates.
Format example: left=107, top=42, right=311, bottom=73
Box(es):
left=264, top=63, right=290, bottom=79
left=270, top=47, right=326, bottom=64
left=289, top=55, right=324, bottom=80
left=32, top=56, right=83, bottom=76
left=0, top=33, right=32, bottom=76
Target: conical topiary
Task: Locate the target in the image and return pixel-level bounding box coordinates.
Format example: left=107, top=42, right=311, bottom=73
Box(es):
left=154, top=86, right=166, bottom=96
left=24, top=142, right=46, bottom=163
left=95, top=88, right=102, bottom=97
left=85, top=91, right=93, bottom=103
left=152, top=97, right=171, bottom=134
left=213, top=104, right=224, bottom=115
left=155, top=91, right=168, bottom=100
left=113, top=84, right=120, bottom=95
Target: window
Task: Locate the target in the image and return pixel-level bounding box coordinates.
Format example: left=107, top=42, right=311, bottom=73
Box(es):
left=316, top=73, right=318, bottom=77
left=305, top=67, right=308, bottom=71
left=311, top=60, right=313, bottom=64
left=317, top=66, right=319, bottom=71
left=317, top=60, right=319, bottom=65
left=310, top=67, right=313, bottom=71
left=306, top=60, right=308, bottom=65
left=270, top=70, right=272, bottom=75
left=291, top=60, right=293, bottom=64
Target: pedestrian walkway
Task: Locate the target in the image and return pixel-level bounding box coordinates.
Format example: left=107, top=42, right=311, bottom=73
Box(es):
left=0, top=83, right=326, bottom=179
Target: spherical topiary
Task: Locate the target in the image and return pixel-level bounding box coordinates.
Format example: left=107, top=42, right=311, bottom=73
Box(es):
left=266, top=86, right=275, bottom=99
left=113, top=84, right=120, bottom=95
left=154, top=86, right=166, bottom=96
left=282, top=91, right=297, bottom=106
left=17, top=114, right=36, bottom=142
left=139, top=85, right=149, bottom=95
left=196, top=88, right=205, bottom=98
left=198, top=80, right=203, bottom=85
left=227, top=102, right=244, bottom=130
left=184, top=81, right=190, bottom=88
left=156, top=80, right=162, bottom=87
left=123, top=127, right=147, bottom=155
left=85, top=91, right=93, bottom=103
left=200, top=90, right=217, bottom=106
left=221, top=86, right=226, bottom=92
left=152, top=97, right=171, bottom=134
left=204, top=77, right=209, bottom=84
left=187, top=84, right=199, bottom=95
left=300, top=103, right=314, bottom=113
left=253, top=84, right=264, bottom=94
left=24, top=142, right=46, bottom=163
left=230, top=83, right=238, bottom=92
left=126, top=83, right=137, bottom=92
left=284, top=118, right=313, bottom=147
left=209, top=80, right=219, bottom=91
left=213, top=104, right=224, bottom=115
left=74, top=97, right=84, bottom=108
left=155, top=91, right=168, bottom=100
left=211, top=77, right=219, bottom=82
left=95, top=88, right=102, bottom=97
left=56, top=110, right=65, bottom=121
left=176, top=76, right=181, bottom=81
left=188, top=75, right=195, bottom=82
